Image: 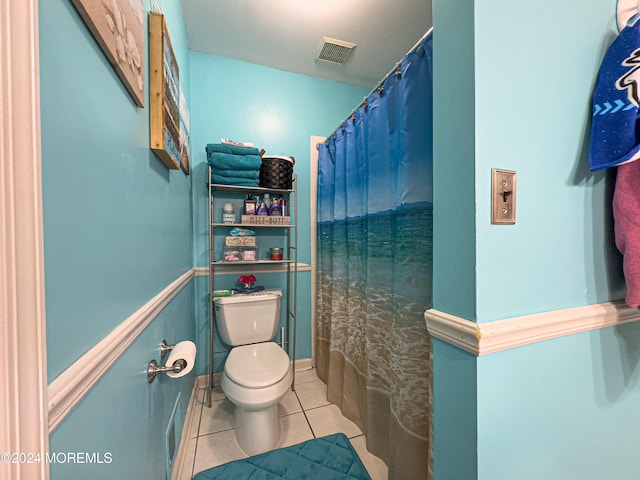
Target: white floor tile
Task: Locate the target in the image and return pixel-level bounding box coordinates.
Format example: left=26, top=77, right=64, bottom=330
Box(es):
left=305, top=404, right=362, bottom=439
left=278, top=412, right=314, bottom=448
left=211, top=385, right=227, bottom=402
left=278, top=388, right=303, bottom=417
left=193, top=429, right=247, bottom=475
left=294, top=379, right=330, bottom=410
left=294, top=367, right=319, bottom=385
left=195, top=386, right=206, bottom=404
left=350, top=435, right=389, bottom=480
left=199, top=398, right=235, bottom=435
left=186, top=366, right=387, bottom=480
left=196, top=385, right=226, bottom=404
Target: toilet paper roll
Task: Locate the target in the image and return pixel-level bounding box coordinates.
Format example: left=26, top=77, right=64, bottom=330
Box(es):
left=165, top=340, right=196, bottom=378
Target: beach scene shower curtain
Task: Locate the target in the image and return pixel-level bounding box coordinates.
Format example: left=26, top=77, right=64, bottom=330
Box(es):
left=316, top=34, right=433, bottom=480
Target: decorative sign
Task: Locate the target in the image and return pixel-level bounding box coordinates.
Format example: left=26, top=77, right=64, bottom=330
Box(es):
left=70, top=0, right=145, bottom=107
left=149, top=12, right=180, bottom=169
left=179, top=86, right=191, bottom=175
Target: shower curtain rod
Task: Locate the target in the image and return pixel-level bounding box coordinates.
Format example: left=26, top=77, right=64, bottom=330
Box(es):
left=322, top=27, right=433, bottom=145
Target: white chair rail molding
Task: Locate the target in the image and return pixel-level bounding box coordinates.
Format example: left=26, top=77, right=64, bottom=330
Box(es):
left=424, top=300, right=640, bottom=356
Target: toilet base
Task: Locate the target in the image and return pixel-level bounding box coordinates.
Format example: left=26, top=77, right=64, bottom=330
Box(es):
left=234, top=404, right=280, bottom=456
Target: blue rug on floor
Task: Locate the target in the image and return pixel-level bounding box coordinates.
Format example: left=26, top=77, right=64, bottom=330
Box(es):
left=192, top=433, right=372, bottom=480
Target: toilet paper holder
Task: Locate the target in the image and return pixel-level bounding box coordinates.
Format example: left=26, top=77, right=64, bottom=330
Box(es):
left=147, top=339, right=186, bottom=384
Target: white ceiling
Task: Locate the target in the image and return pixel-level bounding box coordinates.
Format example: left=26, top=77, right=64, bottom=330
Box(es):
left=181, top=0, right=432, bottom=89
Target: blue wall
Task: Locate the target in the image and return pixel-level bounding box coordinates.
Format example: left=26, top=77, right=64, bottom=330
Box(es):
left=40, top=0, right=194, bottom=478
left=432, top=0, right=478, bottom=477
left=432, top=339, right=477, bottom=480
left=41, top=0, right=193, bottom=382
left=473, top=0, right=624, bottom=321
left=189, top=53, right=368, bottom=374
left=432, top=0, right=639, bottom=479
left=477, top=324, right=640, bottom=480
left=48, top=284, right=195, bottom=479
left=432, top=0, right=477, bottom=322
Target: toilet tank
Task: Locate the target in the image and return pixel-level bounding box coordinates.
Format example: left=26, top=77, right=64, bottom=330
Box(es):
left=213, top=290, right=282, bottom=346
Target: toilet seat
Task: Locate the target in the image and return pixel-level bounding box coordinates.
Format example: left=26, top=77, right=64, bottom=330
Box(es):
left=225, top=342, right=290, bottom=388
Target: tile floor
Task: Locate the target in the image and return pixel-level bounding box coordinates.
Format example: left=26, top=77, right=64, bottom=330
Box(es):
left=177, top=368, right=388, bottom=480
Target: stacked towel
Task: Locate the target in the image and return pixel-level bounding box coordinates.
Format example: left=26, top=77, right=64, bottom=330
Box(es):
left=206, top=143, right=261, bottom=187
left=208, top=153, right=262, bottom=171
left=206, top=143, right=260, bottom=157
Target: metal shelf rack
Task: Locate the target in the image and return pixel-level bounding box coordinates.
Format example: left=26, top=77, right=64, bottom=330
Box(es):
left=206, top=171, right=298, bottom=407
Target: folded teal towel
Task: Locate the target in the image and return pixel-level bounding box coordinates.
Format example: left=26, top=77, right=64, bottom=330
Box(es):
left=208, top=152, right=263, bottom=171
left=206, top=143, right=260, bottom=157
left=211, top=173, right=259, bottom=187
left=213, top=168, right=259, bottom=180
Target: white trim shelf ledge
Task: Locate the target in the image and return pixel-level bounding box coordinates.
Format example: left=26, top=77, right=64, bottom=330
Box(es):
left=195, top=264, right=310, bottom=276
left=212, top=223, right=294, bottom=228
left=210, top=183, right=294, bottom=195
left=212, top=259, right=297, bottom=265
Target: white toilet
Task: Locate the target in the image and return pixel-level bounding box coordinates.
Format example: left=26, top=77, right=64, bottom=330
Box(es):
left=213, top=289, right=292, bottom=456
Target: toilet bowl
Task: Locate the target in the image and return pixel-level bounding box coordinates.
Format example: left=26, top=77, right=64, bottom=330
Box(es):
left=221, top=342, right=292, bottom=455
left=213, top=290, right=292, bottom=456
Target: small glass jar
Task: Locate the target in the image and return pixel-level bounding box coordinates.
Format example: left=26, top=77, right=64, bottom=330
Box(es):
left=222, top=202, right=235, bottom=224
left=269, top=247, right=284, bottom=260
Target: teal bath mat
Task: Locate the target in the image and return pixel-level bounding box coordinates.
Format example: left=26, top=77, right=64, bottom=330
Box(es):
left=192, top=433, right=372, bottom=480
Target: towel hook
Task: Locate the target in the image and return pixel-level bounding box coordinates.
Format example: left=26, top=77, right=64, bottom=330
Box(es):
left=617, top=0, right=640, bottom=31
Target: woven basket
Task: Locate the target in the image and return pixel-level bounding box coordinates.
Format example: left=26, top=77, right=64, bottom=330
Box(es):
left=259, top=156, right=294, bottom=189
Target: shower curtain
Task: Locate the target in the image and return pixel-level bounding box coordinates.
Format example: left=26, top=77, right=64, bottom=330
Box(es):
left=316, top=34, right=433, bottom=480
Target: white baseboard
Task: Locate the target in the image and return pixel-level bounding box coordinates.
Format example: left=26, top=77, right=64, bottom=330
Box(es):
left=294, top=358, right=314, bottom=371
left=170, top=378, right=199, bottom=480
left=425, top=300, right=640, bottom=356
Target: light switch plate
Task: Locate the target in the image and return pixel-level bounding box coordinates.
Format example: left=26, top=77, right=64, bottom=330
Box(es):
left=491, top=168, right=516, bottom=224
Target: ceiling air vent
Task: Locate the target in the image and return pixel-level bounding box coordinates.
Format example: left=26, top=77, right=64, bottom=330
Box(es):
left=316, top=37, right=356, bottom=65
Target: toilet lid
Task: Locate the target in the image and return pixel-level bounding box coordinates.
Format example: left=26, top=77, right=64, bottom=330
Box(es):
left=225, top=343, right=290, bottom=388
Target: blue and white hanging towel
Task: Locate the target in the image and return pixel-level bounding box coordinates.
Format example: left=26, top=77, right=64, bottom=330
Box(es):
left=591, top=14, right=640, bottom=307
left=590, top=14, right=640, bottom=171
